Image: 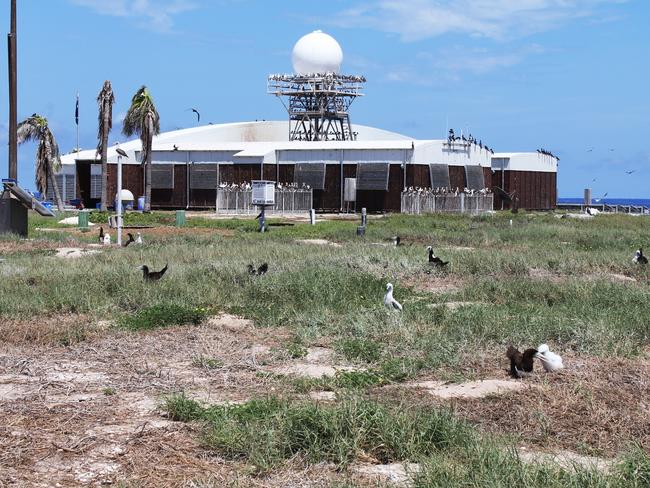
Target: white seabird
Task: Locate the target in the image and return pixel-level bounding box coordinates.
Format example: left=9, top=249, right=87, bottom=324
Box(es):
left=384, top=283, right=403, bottom=311
left=135, top=232, right=143, bottom=245
left=535, top=343, right=564, bottom=372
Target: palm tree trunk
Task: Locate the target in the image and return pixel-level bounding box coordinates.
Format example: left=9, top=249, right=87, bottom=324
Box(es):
left=144, top=143, right=152, bottom=212
left=48, top=164, right=65, bottom=212
left=100, top=111, right=109, bottom=211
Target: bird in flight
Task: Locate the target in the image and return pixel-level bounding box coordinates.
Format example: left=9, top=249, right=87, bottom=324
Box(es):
left=190, top=108, right=200, bottom=124
left=625, top=170, right=636, bottom=175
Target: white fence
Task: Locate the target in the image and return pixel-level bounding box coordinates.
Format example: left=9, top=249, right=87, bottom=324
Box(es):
left=401, top=193, right=493, bottom=215
left=216, top=189, right=313, bottom=215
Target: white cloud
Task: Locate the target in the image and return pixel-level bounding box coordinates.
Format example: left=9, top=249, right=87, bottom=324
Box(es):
left=333, top=0, right=627, bottom=41
left=381, top=44, right=546, bottom=84
left=70, top=0, right=198, bottom=32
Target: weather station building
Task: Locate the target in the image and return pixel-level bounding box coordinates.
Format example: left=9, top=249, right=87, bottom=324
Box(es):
left=57, top=30, right=557, bottom=213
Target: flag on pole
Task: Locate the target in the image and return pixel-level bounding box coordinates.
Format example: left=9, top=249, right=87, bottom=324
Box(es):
left=75, top=93, right=79, bottom=125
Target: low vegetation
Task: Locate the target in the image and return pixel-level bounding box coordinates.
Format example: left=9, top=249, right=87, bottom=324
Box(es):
left=1, top=210, right=649, bottom=485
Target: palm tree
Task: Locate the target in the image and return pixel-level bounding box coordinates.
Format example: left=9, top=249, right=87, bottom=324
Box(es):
left=96, top=80, right=115, bottom=211
left=17, top=114, right=64, bottom=211
left=122, top=86, right=160, bottom=212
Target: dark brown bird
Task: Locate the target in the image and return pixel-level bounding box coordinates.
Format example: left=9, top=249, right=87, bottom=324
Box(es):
left=139, top=264, right=168, bottom=282
left=257, top=262, right=268, bottom=275
left=98, top=226, right=104, bottom=243
left=506, top=346, right=537, bottom=378
left=247, top=264, right=256, bottom=275
left=123, top=233, right=135, bottom=247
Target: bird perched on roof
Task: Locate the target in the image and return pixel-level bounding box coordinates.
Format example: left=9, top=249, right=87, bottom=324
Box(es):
left=506, top=346, right=537, bottom=378
left=427, top=246, right=448, bottom=267
left=633, top=248, right=648, bottom=264
left=103, top=233, right=111, bottom=245
left=123, top=233, right=135, bottom=247
left=135, top=232, right=143, bottom=245
left=535, top=344, right=564, bottom=372
left=384, top=283, right=403, bottom=311
left=98, top=226, right=105, bottom=243
left=139, top=264, right=168, bottom=282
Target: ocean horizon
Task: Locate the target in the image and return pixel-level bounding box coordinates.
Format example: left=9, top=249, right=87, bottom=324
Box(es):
left=558, top=198, right=650, bottom=207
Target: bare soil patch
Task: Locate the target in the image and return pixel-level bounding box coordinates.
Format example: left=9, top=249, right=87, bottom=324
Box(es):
left=398, top=353, right=650, bottom=456
left=296, top=238, right=342, bottom=248
left=517, top=446, right=614, bottom=473
left=0, top=314, right=294, bottom=486
left=55, top=247, right=101, bottom=259
left=273, top=347, right=363, bottom=378
left=403, top=273, right=464, bottom=295
left=352, top=462, right=420, bottom=486
left=407, top=379, right=528, bottom=399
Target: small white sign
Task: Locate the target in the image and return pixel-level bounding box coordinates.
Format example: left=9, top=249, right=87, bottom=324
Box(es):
left=252, top=180, right=275, bottom=205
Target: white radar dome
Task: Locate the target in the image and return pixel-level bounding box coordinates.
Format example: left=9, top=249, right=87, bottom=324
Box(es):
left=292, top=30, right=343, bottom=75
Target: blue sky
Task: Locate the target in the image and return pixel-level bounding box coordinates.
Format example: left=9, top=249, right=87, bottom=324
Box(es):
left=0, top=0, right=648, bottom=197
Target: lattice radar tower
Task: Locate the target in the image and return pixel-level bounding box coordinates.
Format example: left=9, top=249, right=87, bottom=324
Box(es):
left=268, top=30, right=365, bottom=141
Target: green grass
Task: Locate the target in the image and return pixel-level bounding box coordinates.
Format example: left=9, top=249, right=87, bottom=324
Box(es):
left=164, top=394, right=650, bottom=486
left=118, top=304, right=208, bottom=331
left=5, top=210, right=650, bottom=484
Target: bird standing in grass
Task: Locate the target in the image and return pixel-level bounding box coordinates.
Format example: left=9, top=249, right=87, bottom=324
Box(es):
left=535, top=344, right=564, bottom=372
left=103, top=233, right=111, bottom=245
left=384, top=283, right=403, bottom=311
left=427, top=246, right=448, bottom=267
left=247, top=264, right=256, bottom=275
left=139, top=264, right=168, bottom=282
left=135, top=232, right=143, bottom=245
left=506, top=346, right=537, bottom=378
left=633, top=248, right=648, bottom=264
left=123, top=233, right=135, bottom=247
left=393, top=236, right=401, bottom=246
left=98, top=226, right=105, bottom=243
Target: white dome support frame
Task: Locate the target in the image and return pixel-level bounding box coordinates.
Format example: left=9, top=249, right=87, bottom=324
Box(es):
left=268, top=73, right=365, bottom=142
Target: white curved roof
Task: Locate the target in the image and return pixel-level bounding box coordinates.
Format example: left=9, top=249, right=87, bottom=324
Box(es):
left=60, top=120, right=413, bottom=165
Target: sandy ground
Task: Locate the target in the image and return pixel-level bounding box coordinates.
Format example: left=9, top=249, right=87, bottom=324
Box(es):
left=1, top=314, right=648, bottom=485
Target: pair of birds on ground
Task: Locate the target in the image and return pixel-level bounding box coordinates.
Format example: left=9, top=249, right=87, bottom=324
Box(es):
left=247, top=263, right=269, bottom=276
left=137, top=261, right=269, bottom=282
left=506, top=344, right=564, bottom=378
left=383, top=246, right=449, bottom=311
left=98, top=227, right=143, bottom=247
left=393, top=236, right=449, bottom=268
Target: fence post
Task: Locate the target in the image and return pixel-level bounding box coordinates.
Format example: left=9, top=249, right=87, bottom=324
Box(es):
left=460, top=193, right=465, bottom=213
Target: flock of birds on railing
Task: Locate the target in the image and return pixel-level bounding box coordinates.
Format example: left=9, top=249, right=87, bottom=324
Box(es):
left=268, top=73, right=366, bottom=83
left=217, top=182, right=312, bottom=192
left=401, top=186, right=492, bottom=196
left=536, top=148, right=559, bottom=160
left=447, top=129, right=494, bottom=153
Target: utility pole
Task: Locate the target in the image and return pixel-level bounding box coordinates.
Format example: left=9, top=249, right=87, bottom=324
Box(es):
left=7, top=0, right=17, bottom=180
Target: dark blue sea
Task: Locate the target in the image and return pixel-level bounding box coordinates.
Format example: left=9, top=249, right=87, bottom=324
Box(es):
left=558, top=198, right=650, bottom=207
